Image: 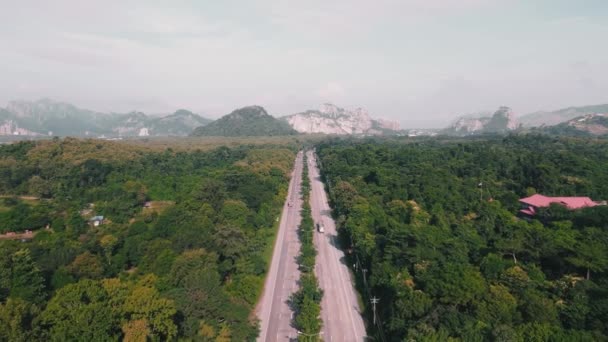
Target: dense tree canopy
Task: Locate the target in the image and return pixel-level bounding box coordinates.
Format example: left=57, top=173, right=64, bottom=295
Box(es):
left=317, top=135, right=608, bottom=341
left=0, top=138, right=296, bottom=341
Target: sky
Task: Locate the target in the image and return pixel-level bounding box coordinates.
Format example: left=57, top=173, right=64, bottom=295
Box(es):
left=0, top=0, right=607, bottom=128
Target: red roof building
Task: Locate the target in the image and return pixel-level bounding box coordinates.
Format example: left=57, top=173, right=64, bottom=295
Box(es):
left=519, top=194, right=597, bottom=216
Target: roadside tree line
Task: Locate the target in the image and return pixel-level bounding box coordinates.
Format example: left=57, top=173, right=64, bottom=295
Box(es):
left=291, top=152, right=323, bottom=341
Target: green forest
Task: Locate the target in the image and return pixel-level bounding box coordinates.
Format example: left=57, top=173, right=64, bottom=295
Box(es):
left=2, top=134, right=608, bottom=341
left=316, top=135, right=608, bottom=341
left=0, top=138, right=296, bottom=341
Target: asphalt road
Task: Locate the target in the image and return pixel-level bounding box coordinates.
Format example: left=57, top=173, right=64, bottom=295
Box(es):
left=307, top=151, right=367, bottom=342
left=256, top=151, right=303, bottom=342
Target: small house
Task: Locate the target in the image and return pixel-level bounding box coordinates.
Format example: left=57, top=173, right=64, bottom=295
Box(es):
left=89, top=215, right=105, bottom=226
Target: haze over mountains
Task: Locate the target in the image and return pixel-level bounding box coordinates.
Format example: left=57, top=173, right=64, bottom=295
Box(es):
left=0, top=99, right=211, bottom=137
left=519, top=104, right=608, bottom=127
left=539, top=114, right=608, bottom=137
left=443, top=106, right=519, bottom=136
left=444, top=103, right=608, bottom=136
left=1, top=98, right=607, bottom=138
left=0, top=99, right=404, bottom=138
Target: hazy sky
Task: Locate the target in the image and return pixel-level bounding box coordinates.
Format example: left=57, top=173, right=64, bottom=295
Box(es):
left=1, top=0, right=607, bottom=127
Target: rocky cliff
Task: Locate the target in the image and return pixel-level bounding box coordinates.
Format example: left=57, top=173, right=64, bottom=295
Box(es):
left=444, top=106, right=518, bottom=135
left=282, top=103, right=400, bottom=135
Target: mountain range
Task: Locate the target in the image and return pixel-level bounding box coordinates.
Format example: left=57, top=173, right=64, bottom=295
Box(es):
left=0, top=99, right=211, bottom=137
left=2, top=98, right=607, bottom=138
left=191, top=103, right=401, bottom=137
left=538, top=114, right=608, bottom=137
left=519, top=104, right=608, bottom=127
left=443, top=103, right=608, bottom=136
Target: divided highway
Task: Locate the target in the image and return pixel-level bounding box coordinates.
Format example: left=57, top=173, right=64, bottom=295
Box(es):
left=307, top=151, right=367, bottom=341
left=256, top=151, right=303, bottom=341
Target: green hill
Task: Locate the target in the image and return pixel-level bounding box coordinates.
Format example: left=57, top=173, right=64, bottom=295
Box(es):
left=191, top=106, right=298, bottom=137
left=520, top=104, right=608, bottom=127
left=539, top=114, right=608, bottom=137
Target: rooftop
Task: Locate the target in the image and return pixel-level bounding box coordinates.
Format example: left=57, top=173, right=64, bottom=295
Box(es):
left=519, top=194, right=597, bottom=210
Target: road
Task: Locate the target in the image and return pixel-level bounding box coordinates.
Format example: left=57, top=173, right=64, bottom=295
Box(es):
left=307, top=151, right=367, bottom=341
left=256, top=151, right=303, bottom=342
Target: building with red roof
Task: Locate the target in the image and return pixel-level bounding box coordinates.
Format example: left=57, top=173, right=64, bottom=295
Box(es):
left=519, top=194, right=598, bottom=216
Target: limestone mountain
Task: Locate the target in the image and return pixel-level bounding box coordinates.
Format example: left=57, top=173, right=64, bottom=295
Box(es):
left=519, top=104, right=608, bottom=127
left=4, top=99, right=108, bottom=136
left=0, top=99, right=210, bottom=137
left=150, top=109, right=211, bottom=136
left=190, top=105, right=297, bottom=137
left=282, top=103, right=400, bottom=135
left=443, top=106, right=518, bottom=136
left=540, top=113, right=608, bottom=137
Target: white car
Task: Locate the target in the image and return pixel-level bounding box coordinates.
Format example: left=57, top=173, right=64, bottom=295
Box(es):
left=316, top=223, right=325, bottom=233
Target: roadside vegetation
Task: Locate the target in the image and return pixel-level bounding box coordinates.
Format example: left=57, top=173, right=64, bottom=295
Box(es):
left=291, top=152, right=323, bottom=341
left=317, top=135, right=608, bottom=341
left=0, top=138, right=295, bottom=341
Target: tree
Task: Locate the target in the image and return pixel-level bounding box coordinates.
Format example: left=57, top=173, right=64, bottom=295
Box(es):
left=220, top=199, right=250, bottom=227
left=10, top=249, right=46, bottom=303
left=494, top=221, right=526, bottom=264
left=0, top=298, right=41, bottom=342
left=28, top=175, right=52, bottom=198
left=419, top=262, right=486, bottom=306
left=475, top=285, right=518, bottom=325
left=66, top=210, right=86, bottom=237
left=122, top=319, right=150, bottom=342
left=212, top=225, right=247, bottom=261
left=520, top=289, right=559, bottom=324
left=295, top=296, right=321, bottom=338
left=332, top=181, right=358, bottom=216
left=168, top=249, right=218, bottom=287
left=41, top=279, right=118, bottom=341
left=215, top=324, right=231, bottom=342
left=67, top=251, right=104, bottom=279
left=194, top=179, right=226, bottom=212
left=123, top=282, right=177, bottom=340
left=123, top=180, right=148, bottom=205
left=480, top=253, right=509, bottom=281
left=198, top=320, right=216, bottom=340
left=566, top=227, right=608, bottom=280
left=168, top=269, right=227, bottom=337
left=100, top=234, right=118, bottom=265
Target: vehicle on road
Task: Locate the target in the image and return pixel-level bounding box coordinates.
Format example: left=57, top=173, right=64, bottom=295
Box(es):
left=316, top=222, right=325, bottom=233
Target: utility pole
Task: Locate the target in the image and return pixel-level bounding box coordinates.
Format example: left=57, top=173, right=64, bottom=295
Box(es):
left=371, top=297, right=380, bottom=325
left=362, top=269, right=368, bottom=288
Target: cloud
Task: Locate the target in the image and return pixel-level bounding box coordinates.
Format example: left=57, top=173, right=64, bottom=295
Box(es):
left=261, top=0, right=500, bottom=36
left=0, top=1, right=607, bottom=128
